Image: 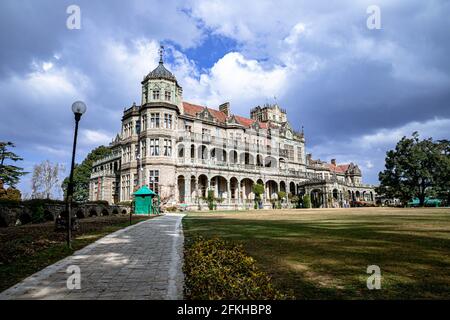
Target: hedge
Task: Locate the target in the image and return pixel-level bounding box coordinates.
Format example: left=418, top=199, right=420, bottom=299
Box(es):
left=184, top=237, right=291, bottom=300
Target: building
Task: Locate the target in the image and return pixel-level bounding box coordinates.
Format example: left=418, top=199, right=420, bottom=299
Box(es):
left=89, top=48, right=376, bottom=209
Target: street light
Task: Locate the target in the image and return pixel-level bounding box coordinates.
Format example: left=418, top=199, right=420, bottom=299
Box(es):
left=66, top=101, right=87, bottom=248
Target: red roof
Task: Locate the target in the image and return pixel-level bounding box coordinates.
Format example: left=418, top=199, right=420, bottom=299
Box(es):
left=327, top=163, right=350, bottom=173
left=182, top=101, right=266, bottom=128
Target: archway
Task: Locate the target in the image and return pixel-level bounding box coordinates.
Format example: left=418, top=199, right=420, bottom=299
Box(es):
left=198, top=145, right=208, bottom=160
left=211, top=176, right=228, bottom=200
left=265, top=156, right=277, bottom=168
left=101, top=208, right=109, bottom=216
left=240, top=152, right=254, bottom=165
left=240, top=178, right=254, bottom=201
left=211, top=148, right=226, bottom=163
left=89, top=209, right=98, bottom=217
left=76, top=210, right=85, bottom=219
left=266, top=180, right=278, bottom=200
left=230, top=177, right=239, bottom=201
left=198, top=174, right=208, bottom=198
left=177, top=175, right=185, bottom=203
left=178, top=144, right=185, bottom=158
left=355, top=191, right=361, bottom=201
left=280, top=181, right=287, bottom=193
left=310, top=189, right=323, bottom=208
left=190, top=144, right=195, bottom=159
left=333, top=189, right=339, bottom=200
left=256, top=154, right=264, bottom=167
left=289, top=182, right=296, bottom=196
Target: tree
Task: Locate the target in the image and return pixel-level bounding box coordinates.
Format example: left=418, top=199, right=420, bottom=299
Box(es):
left=378, top=132, right=450, bottom=206
left=0, top=142, right=27, bottom=188
left=31, top=160, right=65, bottom=199
left=252, top=183, right=265, bottom=209
left=62, top=145, right=112, bottom=202
left=302, top=194, right=311, bottom=208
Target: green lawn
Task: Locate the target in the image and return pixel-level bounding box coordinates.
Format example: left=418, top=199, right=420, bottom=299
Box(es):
left=183, top=207, right=450, bottom=299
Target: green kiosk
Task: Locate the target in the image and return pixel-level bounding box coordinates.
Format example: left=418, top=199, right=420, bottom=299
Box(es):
left=133, top=186, right=160, bottom=215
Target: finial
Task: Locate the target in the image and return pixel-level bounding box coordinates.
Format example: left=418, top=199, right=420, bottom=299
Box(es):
left=159, top=45, right=165, bottom=64
left=302, top=126, right=304, bottom=135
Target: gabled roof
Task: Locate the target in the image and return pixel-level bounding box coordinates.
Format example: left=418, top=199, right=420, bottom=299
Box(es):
left=182, top=102, right=269, bottom=129
left=327, top=163, right=350, bottom=174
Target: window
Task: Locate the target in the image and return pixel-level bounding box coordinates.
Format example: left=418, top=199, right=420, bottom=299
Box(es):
left=285, top=145, right=294, bottom=161
left=164, top=139, right=172, bottom=156
left=150, top=139, right=159, bottom=156
left=297, top=146, right=303, bottom=163
left=164, top=113, right=173, bottom=129
left=150, top=113, right=160, bottom=128
left=149, top=170, right=159, bottom=194
left=135, top=120, right=140, bottom=135
left=141, top=140, right=147, bottom=157
left=142, top=115, right=147, bottom=131
left=152, top=90, right=160, bottom=100
left=165, top=91, right=171, bottom=101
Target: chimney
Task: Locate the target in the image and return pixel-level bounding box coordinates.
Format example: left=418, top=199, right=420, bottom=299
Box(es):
left=331, top=159, right=336, bottom=166
left=306, top=153, right=312, bottom=165
left=219, top=102, right=230, bottom=117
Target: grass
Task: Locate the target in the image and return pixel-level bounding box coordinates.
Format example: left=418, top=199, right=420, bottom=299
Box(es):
left=183, top=207, right=450, bottom=299
left=0, top=215, right=155, bottom=292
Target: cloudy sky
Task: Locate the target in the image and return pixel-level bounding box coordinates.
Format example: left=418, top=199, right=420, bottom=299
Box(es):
left=1, top=0, right=449, bottom=195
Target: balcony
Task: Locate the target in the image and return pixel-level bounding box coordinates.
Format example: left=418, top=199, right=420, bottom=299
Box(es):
left=177, top=132, right=286, bottom=155
left=176, top=157, right=315, bottom=179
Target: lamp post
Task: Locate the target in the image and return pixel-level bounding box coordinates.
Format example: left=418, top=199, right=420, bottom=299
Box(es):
left=66, top=101, right=87, bottom=248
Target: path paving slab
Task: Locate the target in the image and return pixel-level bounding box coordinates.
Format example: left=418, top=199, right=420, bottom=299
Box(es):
left=0, top=214, right=185, bottom=300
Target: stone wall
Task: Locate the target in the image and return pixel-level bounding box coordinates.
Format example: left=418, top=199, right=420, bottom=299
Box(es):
left=0, top=202, right=132, bottom=228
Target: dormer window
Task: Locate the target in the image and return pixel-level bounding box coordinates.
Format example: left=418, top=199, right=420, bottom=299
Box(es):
left=165, top=91, right=171, bottom=101
left=153, top=90, right=160, bottom=100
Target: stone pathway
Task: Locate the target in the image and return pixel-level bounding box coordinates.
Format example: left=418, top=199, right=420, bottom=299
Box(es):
left=0, top=214, right=185, bottom=300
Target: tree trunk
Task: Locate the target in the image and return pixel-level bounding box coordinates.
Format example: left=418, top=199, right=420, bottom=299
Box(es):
left=418, top=193, right=426, bottom=207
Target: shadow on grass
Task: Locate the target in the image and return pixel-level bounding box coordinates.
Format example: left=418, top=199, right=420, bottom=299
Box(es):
left=183, top=216, right=450, bottom=299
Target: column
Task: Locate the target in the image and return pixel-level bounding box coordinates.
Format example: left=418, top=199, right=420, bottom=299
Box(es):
left=237, top=181, right=241, bottom=204
left=226, top=179, right=231, bottom=204
left=185, top=177, right=191, bottom=204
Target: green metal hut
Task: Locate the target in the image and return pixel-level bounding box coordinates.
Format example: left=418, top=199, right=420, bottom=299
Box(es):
left=133, top=186, right=157, bottom=215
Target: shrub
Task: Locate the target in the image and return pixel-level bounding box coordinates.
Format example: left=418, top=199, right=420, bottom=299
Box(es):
left=86, top=200, right=109, bottom=206
left=165, top=206, right=178, bottom=212
left=302, top=195, right=311, bottom=208
left=184, top=237, right=291, bottom=300
left=31, top=205, right=45, bottom=224
left=117, top=201, right=132, bottom=207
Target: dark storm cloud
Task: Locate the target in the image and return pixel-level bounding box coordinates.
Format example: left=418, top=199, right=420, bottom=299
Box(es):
left=0, top=0, right=449, bottom=191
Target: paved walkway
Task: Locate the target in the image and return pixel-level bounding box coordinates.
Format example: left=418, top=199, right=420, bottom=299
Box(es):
left=0, top=214, right=185, bottom=300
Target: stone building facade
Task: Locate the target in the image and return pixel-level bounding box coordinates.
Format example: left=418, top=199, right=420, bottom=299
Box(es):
left=89, top=50, right=376, bottom=209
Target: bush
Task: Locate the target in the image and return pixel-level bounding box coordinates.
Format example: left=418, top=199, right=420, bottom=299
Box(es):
left=86, top=200, right=109, bottom=206
left=165, top=206, right=178, bottom=212
left=184, top=237, right=291, bottom=300
left=117, top=201, right=132, bottom=207
left=302, top=195, right=311, bottom=208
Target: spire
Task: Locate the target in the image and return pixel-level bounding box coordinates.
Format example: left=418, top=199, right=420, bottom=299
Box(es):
left=159, top=45, right=164, bottom=64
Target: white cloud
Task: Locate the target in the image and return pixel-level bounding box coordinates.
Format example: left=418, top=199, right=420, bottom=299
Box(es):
left=177, top=51, right=289, bottom=113
left=82, top=129, right=113, bottom=146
